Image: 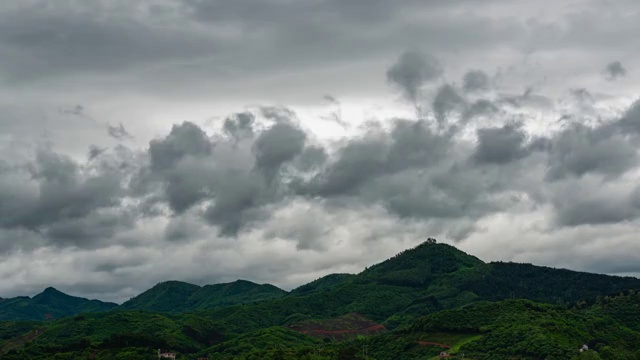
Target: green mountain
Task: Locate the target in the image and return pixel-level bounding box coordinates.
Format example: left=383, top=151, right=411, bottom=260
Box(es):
left=0, top=287, right=117, bottom=322
left=0, top=310, right=224, bottom=359
left=187, top=280, right=287, bottom=309
left=199, top=242, right=640, bottom=333
left=119, top=279, right=287, bottom=313
left=289, top=274, right=356, bottom=296
left=118, top=281, right=200, bottom=312
left=2, top=240, right=640, bottom=359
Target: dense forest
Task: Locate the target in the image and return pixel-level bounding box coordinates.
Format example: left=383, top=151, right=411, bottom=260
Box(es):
left=1, top=242, right=640, bottom=359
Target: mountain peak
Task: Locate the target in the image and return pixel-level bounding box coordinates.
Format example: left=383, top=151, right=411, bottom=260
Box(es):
left=152, top=280, right=201, bottom=290
left=34, top=287, right=69, bottom=300
left=361, top=240, right=484, bottom=287
left=42, top=286, right=63, bottom=294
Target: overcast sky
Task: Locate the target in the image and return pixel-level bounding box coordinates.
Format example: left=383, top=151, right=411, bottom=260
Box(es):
left=1, top=0, right=640, bottom=303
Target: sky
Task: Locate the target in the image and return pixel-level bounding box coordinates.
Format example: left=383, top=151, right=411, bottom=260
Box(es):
left=1, top=0, right=640, bottom=303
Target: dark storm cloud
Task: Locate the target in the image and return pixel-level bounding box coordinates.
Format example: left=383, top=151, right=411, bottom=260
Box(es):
left=0, top=148, right=132, bottom=249
left=463, top=70, right=491, bottom=93
left=296, top=119, right=503, bottom=226
left=0, top=0, right=637, bottom=103
left=616, top=100, right=640, bottom=134
left=604, top=61, right=627, bottom=81
left=223, top=112, right=255, bottom=140
left=135, top=112, right=313, bottom=236
left=545, top=124, right=638, bottom=181
left=432, top=84, right=466, bottom=125
left=0, top=1, right=216, bottom=82
left=550, top=180, right=640, bottom=227
left=45, top=210, right=135, bottom=247
left=88, top=145, right=107, bottom=161
left=2, top=0, right=640, bottom=303
left=148, top=122, right=212, bottom=172
left=387, top=51, right=443, bottom=104
left=461, top=99, right=499, bottom=121
left=144, top=122, right=215, bottom=213
left=570, top=88, right=594, bottom=103
left=473, top=124, right=531, bottom=164
left=3, top=54, right=640, bottom=252
left=293, top=146, right=328, bottom=172
left=545, top=101, right=640, bottom=182
left=0, top=0, right=525, bottom=95
left=253, top=122, right=307, bottom=180
left=107, top=123, right=133, bottom=140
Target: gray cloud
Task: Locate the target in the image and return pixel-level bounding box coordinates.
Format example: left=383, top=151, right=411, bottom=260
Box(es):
left=463, top=70, right=491, bottom=93
left=604, top=60, right=627, bottom=81
left=133, top=112, right=314, bottom=236
left=0, top=148, right=131, bottom=249
left=253, top=122, right=306, bottom=180
left=550, top=179, right=640, bottom=227
left=546, top=124, right=638, bottom=181
left=432, top=84, right=466, bottom=125
left=0, top=1, right=216, bottom=83
left=149, top=122, right=212, bottom=172
left=3, top=0, right=640, bottom=302
left=387, top=51, right=443, bottom=104
left=88, top=145, right=107, bottom=161
left=473, top=124, right=531, bottom=164
left=107, top=123, right=133, bottom=140
left=223, top=112, right=255, bottom=140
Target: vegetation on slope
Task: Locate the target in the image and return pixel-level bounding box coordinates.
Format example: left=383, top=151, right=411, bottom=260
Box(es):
left=0, top=311, right=223, bottom=360
left=3, top=241, right=640, bottom=359
left=119, top=279, right=286, bottom=313
left=0, top=287, right=117, bottom=321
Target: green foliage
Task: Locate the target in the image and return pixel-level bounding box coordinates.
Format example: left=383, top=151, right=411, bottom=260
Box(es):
left=119, top=279, right=286, bottom=313
left=361, top=242, right=484, bottom=286
left=118, top=281, right=200, bottom=312
left=0, top=311, right=224, bottom=359
left=404, top=299, right=640, bottom=359
left=290, top=274, right=356, bottom=296
left=464, top=262, right=640, bottom=305
left=0, top=287, right=117, bottom=321
left=196, top=327, right=322, bottom=360
left=3, top=241, right=640, bottom=359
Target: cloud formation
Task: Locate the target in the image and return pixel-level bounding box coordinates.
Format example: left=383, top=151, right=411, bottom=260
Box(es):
left=605, top=61, right=627, bottom=81
left=1, top=0, right=640, bottom=303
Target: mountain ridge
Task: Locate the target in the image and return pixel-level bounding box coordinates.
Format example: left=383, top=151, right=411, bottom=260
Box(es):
left=119, top=279, right=287, bottom=313
left=3, top=241, right=640, bottom=359
left=0, top=287, right=117, bottom=322
left=3, top=241, right=640, bottom=323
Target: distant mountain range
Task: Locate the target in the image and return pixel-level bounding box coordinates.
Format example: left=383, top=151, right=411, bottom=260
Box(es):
left=2, top=241, right=640, bottom=359
left=0, top=280, right=286, bottom=321
left=0, top=287, right=117, bottom=321
left=3, top=242, right=640, bottom=323
left=118, top=279, right=287, bottom=313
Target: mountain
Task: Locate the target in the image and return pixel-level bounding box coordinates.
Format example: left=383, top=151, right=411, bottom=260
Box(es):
left=118, top=281, right=200, bottom=312
left=6, top=294, right=640, bottom=359
left=361, top=242, right=484, bottom=286
left=289, top=273, right=356, bottom=296
left=0, top=287, right=117, bottom=321
left=119, top=279, right=286, bottom=313
left=333, top=296, right=640, bottom=360
left=3, top=240, right=640, bottom=359
left=189, top=242, right=640, bottom=335
left=187, top=280, right=287, bottom=309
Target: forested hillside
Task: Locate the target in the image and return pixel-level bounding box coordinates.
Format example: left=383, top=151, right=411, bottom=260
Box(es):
left=0, top=288, right=117, bottom=322
left=2, top=241, right=640, bottom=359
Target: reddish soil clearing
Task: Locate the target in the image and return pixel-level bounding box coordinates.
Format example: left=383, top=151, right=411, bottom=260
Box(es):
left=416, top=340, right=451, bottom=348
left=289, top=313, right=388, bottom=341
